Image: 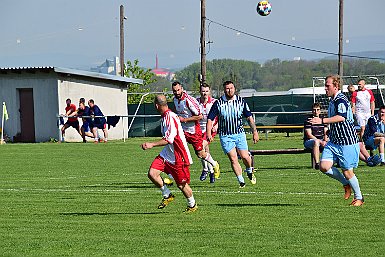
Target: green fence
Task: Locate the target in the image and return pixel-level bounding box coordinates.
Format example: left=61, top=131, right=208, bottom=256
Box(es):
left=127, top=94, right=315, bottom=137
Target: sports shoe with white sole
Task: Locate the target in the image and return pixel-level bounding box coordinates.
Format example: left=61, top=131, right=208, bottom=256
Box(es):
left=246, top=171, right=256, bottom=185
left=213, top=161, right=220, bottom=179
left=200, top=170, right=208, bottom=181
left=157, top=193, right=175, bottom=209
left=183, top=204, right=198, bottom=213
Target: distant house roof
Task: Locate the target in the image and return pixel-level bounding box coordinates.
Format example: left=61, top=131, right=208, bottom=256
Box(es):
left=0, top=66, right=143, bottom=85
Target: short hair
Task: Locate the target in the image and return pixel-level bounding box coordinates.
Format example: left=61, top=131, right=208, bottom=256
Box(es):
left=79, top=98, right=85, bottom=104
left=379, top=105, right=385, bottom=111
left=154, top=95, right=167, bottom=106
left=88, top=99, right=94, bottom=104
left=200, top=83, right=210, bottom=90
left=172, top=81, right=181, bottom=87
left=358, top=79, right=366, bottom=84
left=312, top=102, right=321, bottom=109
left=66, top=98, right=71, bottom=103
left=325, top=75, right=341, bottom=90
left=223, top=80, right=234, bottom=87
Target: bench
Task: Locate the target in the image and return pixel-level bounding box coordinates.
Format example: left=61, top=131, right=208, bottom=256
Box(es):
left=249, top=148, right=316, bottom=168
left=245, top=125, right=304, bottom=139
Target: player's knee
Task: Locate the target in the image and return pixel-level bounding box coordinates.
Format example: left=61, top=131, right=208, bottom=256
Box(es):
left=147, top=169, right=159, bottom=179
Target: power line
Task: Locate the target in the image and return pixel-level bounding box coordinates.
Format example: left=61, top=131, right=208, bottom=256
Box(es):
left=206, top=18, right=385, bottom=61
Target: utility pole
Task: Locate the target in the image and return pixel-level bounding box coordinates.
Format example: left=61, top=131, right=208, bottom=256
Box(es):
left=338, top=0, right=344, bottom=79
left=120, top=5, right=125, bottom=77
left=200, top=0, right=206, bottom=85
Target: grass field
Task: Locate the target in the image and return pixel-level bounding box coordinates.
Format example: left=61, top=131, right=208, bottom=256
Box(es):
left=0, top=133, right=384, bottom=256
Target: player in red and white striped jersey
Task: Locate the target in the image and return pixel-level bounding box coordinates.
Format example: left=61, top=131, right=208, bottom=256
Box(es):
left=172, top=81, right=221, bottom=181
left=141, top=95, right=197, bottom=213
left=196, top=83, right=219, bottom=183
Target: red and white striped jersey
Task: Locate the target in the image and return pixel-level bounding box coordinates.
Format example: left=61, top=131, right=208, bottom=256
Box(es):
left=196, top=96, right=217, bottom=133
left=160, top=109, right=193, bottom=165
left=173, top=91, right=201, bottom=134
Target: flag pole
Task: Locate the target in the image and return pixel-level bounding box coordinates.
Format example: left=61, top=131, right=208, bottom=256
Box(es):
left=1, top=102, right=5, bottom=145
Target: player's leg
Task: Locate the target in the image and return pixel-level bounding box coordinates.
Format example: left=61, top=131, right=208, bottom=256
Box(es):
left=239, top=149, right=256, bottom=185
left=338, top=143, right=363, bottom=205
left=102, top=123, right=108, bottom=142
left=149, top=156, right=174, bottom=209
left=60, top=123, right=70, bottom=142
left=320, top=143, right=351, bottom=199
left=374, top=137, right=385, bottom=164
left=227, top=148, right=246, bottom=187
left=191, top=132, right=220, bottom=179
left=92, top=127, right=99, bottom=143
left=199, top=137, right=210, bottom=181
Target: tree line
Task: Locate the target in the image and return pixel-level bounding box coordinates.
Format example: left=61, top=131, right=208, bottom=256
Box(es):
left=125, top=58, right=385, bottom=103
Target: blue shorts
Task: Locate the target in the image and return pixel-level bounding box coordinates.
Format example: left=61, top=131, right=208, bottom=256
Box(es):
left=321, top=142, right=359, bottom=170
left=364, top=136, right=377, bottom=150
left=82, top=121, right=91, bottom=133
left=219, top=132, right=248, bottom=154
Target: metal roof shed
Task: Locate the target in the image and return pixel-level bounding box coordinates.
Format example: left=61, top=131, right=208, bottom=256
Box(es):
left=0, top=66, right=143, bottom=143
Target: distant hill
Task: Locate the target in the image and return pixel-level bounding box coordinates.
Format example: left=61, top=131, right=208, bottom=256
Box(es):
left=324, top=50, right=385, bottom=62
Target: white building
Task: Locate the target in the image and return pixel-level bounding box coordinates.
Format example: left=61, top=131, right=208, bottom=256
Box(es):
left=0, top=66, right=142, bottom=142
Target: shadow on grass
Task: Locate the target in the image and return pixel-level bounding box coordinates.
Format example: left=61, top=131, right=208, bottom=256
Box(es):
left=258, top=166, right=310, bottom=171
left=216, top=203, right=300, bottom=207
left=59, top=212, right=162, bottom=216
left=83, top=182, right=152, bottom=189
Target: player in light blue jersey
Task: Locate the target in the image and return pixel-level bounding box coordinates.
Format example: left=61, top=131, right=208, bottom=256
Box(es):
left=310, top=75, right=364, bottom=206
left=207, top=81, right=259, bottom=188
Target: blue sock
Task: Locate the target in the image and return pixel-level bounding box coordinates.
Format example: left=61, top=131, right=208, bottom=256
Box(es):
left=237, top=175, right=245, bottom=184
left=324, top=167, right=349, bottom=185
left=348, top=175, right=363, bottom=200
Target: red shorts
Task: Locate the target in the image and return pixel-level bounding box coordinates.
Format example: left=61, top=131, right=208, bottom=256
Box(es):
left=202, top=131, right=217, bottom=144
left=150, top=155, right=191, bottom=184
left=184, top=130, right=204, bottom=151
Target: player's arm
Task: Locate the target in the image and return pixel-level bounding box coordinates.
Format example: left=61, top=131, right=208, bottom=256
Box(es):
left=68, top=109, right=80, bottom=117
left=246, top=115, right=259, bottom=143
left=206, top=102, right=219, bottom=143
left=305, top=128, right=316, bottom=139
left=179, top=114, right=203, bottom=123
left=179, top=96, right=203, bottom=123
left=370, top=101, right=375, bottom=116
left=141, top=138, right=168, bottom=150
left=351, top=91, right=357, bottom=114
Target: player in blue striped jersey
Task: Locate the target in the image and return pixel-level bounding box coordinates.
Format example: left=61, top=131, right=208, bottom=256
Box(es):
left=309, top=75, right=364, bottom=206
left=207, top=81, right=259, bottom=188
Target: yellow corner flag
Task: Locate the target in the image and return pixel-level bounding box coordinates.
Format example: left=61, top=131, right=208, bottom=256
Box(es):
left=3, top=102, right=9, bottom=121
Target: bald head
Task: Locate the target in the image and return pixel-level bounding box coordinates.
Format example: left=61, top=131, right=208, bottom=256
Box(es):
left=154, top=94, right=169, bottom=114
left=154, top=94, right=167, bottom=106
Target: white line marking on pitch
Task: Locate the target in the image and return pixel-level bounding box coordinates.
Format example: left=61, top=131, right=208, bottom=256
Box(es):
left=0, top=187, right=377, bottom=197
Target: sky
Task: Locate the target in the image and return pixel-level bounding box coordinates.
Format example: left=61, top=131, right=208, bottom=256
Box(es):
left=1, top=0, right=385, bottom=71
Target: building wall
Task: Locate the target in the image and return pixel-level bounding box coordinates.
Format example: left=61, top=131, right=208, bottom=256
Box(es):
left=57, top=74, right=128, bottom=142
left=0, top=71, right=59, bottom=142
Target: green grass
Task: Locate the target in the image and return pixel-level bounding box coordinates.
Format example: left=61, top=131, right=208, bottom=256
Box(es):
left=0, top=133, right=384, bottom=256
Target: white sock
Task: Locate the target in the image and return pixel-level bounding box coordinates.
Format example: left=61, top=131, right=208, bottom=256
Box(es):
left=201, top=159, right=208, bottom=171
left=187, top=196, right=195, bottom=207
left=204, top=153, right=216, bottom=166
left=381, top=153, right=385, bottom=162
left=160, top=185, right=171, bottom=198
left=208, top=163, right=214, bottom=174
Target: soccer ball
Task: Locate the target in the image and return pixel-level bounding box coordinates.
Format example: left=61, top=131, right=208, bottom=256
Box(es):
left=256, top=1, right=272, bottom=16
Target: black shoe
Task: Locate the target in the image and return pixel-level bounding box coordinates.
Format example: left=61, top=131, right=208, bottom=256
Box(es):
left=315, top=163, right=320, bottom=170
left=239, top=182, right=246, bottom=188
left=381, top=162, right=385, bottom=166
